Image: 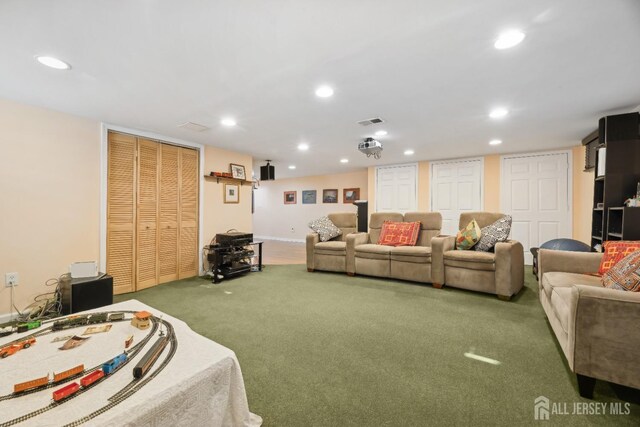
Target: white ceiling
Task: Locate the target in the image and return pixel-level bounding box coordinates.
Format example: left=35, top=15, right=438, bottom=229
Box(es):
left=1, top=0, right=639, bottom=179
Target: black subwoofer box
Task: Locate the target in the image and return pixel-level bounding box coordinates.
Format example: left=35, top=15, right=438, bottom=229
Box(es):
left=60, top=274, right=114, bottom=314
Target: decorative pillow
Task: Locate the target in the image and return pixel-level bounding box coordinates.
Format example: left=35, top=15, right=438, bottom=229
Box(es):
left=602, top=250, right=640, bottom=291
left=308, top=216, right=342, bottom=242
left=598, top=241, right=640, bottom=276
left=456, top=219, right=481, bottom=250
left=377, top=221, right=421, bottom=247
left=475, top=215, right=512, bottom=252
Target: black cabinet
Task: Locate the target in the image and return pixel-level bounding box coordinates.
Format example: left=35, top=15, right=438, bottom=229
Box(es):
left=206, top=242, right=262, bottom=284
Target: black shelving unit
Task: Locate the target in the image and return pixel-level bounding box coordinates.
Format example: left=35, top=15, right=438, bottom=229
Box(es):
left=607, top=207, right=640, bottom=241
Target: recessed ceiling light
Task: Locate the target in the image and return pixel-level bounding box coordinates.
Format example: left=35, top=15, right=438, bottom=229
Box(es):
left=489, top=139, right=503, bottom=146
left=489, top=108, right=509, bottom=119
left=297, top=143, right=309, bottom=151
left=315, top=86, right=334, bottom=98
left=494, top=30, right=526, bottom=50
left=35, top=55, right=71, bottom=70
left=404, top=149, right=415, bottom=155
left=340, top=158, right=349, bottom=163
left=220, top=118, right=237, bottom=127
left=288, top=165, right=296, bottom=170
left=375, top=130, right=388, bottom=137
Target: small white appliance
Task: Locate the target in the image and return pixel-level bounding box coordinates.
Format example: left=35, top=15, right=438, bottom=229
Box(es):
left=69, top=261, right=98, bottom=279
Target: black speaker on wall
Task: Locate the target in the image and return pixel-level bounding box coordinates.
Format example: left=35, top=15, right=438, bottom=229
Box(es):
left=260, top=161, right=275, bottom=181
left=60, top=274, right=114, bottom=314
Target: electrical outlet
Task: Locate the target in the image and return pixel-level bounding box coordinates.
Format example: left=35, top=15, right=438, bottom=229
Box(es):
left=5, top=272, right=19, bottom=287
left=291, top=227, right=295, bottom=233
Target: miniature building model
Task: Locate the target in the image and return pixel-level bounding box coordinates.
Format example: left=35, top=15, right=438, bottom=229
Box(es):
left=131, top=311, right=151, bottom=330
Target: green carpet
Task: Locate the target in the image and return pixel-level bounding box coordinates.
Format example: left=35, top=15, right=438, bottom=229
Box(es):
left=115, top=266, right=639, bottom=426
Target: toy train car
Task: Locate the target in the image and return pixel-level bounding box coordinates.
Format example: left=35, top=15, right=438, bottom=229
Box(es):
left=53, top=382, right=80, bottom=402
left=17, top=320, right=41, bottom=333
left=108, top=312, right=125, bottom=321
left=52, top=312, right=124, bottom=331
left=80, top=370, right=105, bottom=388
left=102, top=353, right=127, bottom=375
left=133, top=336, right=168, bottom=379
left=53, top=364, right=84, bottom=383
left=14, top=376, right=49, bottom=393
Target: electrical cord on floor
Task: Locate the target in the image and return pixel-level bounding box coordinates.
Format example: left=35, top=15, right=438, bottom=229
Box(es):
left=13, top=274, right=67, bottom=322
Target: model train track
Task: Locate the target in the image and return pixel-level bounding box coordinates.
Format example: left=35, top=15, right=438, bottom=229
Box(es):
left=0, top=315, right=177, bottom=427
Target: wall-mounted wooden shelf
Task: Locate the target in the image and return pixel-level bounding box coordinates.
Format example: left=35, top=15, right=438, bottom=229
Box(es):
left=204, top=175, right=252, bottom=186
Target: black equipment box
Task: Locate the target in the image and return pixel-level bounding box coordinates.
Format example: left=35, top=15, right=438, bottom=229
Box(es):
left=216, top=231, right=253, bottom=247
left=60, top=274, right=113, bottom=314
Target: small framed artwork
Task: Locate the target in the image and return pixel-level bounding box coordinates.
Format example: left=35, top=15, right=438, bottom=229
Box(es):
left=302, top=190, right=317, bottom=204
left=284, top=191, right=297, bottom=204
left=323, top=189, right=338, bottom=203
left=343, top=188, right=360, bottom=203
left=224, top=183, right=240, bottom=204
left=230, top=163, right=246, bottom=180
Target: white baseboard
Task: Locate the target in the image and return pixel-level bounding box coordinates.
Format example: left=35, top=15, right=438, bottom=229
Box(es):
left=0, top=312, right=16, bottom=324
left=254, top=235, right=305, bottom=244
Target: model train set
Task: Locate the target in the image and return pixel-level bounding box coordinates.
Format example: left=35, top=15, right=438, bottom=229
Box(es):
left=0, top=310, right=177, bottom=426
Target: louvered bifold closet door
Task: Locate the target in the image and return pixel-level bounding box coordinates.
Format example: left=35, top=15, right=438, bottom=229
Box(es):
left=158, top=144, right=180, bottom=284
left=179, top=147, right=199, bottom=278
left=136, top=139, right=159, bottom=290
left=107, top=132, right=137, bottom=294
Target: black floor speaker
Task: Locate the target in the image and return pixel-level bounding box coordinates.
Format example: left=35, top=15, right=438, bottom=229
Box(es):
left=60, top=274, right=114, bottom=314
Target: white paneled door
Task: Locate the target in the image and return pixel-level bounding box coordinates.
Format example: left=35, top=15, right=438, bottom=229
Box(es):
left=502, top=152, right=571, bottom=264
left=430, top=159, right=483, bottom=235
left=376, top=164, right=417, bottom=213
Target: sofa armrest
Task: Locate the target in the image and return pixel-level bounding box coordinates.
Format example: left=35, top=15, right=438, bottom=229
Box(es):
left=306, top=233, right=319, bottom=270
left=538, top=249, right=602, bottom=288
left=346, top=232, right=370, bottom=274
left=494, top=240, right=525, bottom=298
left=570, top=285, right=640, bottom=389
left=431, top=235, right=455, bottom=284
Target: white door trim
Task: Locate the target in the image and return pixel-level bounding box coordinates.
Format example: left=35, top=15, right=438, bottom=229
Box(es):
left=99, top=123, right=206, bottom=278
left=374, top=162, right=418, bottom=212
left=429, top=157, right=485, bottom=211
left=499, top=149, right=573, bottom=237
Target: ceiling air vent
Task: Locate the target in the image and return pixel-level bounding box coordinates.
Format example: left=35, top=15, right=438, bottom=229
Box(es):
left=357, top=117, right=385, bottom=126
left=178, top=122, right=210, bottom=132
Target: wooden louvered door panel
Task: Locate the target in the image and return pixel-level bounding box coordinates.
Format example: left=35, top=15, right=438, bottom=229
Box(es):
left=136, top=139, right=159, bottom=290
left=178, top=147, right=199, bottom=278
left=158, top=144, right=180, bottom=284
left=106, top=132, right=137, bottom=294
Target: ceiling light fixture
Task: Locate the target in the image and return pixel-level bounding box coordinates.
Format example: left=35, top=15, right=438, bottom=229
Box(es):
left=35, top=55, right=71, bottom=70
left=297, top=143, right=309, bottom=151
left=340, top=158, right=349, bottom=163
left=489, top=108, right=509, bottom=119
left=315, top=86, right=334, bottom=98
left=404, top=149, right=415, bottom=155
left=220, top=118, right=237, bottom=127
left=494, top=30, right=526, bottom=50
left=375, top=130, right=388, bottom=137
left=489, top=139, right=503, bottom=146
left=288, top=165, right=296, bottom=170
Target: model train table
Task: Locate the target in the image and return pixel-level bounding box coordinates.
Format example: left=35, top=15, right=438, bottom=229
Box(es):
left=0, top=300, right=261, bottom=427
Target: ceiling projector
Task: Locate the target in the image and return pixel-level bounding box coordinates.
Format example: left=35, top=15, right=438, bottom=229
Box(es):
left=358, top=138, right=383, bottom=159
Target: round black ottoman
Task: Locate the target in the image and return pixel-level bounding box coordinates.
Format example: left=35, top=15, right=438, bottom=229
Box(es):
left=531, top=238, right=592, bottom=280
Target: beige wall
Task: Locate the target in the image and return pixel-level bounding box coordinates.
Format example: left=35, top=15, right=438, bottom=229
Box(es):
left=253, top=170, right=368, bottom=241
left=573, top=145, right=594, bottom=244
left=483, top=155, right=501, bottom=212
left=0, top=99, right=101, bottom=317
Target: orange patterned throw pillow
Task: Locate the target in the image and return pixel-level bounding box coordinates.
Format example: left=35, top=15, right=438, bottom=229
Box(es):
left=598, top=241, right=640, bottom=276
left=377, top=221, right=421, bottom=247
left=603, top=250, right=640, bottom=291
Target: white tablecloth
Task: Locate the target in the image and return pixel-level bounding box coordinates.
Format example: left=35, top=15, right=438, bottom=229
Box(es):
left=0, top=300, right=262, bottom=427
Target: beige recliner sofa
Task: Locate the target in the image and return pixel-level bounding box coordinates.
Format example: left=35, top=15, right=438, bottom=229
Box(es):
left=347, top=212, right=442, bottom=284
left=431, top=212, right=524, bottom=300
left=306, top=212, right=357, bottom=273
left=538, top=249, right=640, bottom=398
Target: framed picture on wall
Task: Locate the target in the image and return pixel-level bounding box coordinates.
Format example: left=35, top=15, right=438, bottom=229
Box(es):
left=343, top=188, right=360, bottom=203
left=322, top=189, right=338, bottom=203
left=224, top=183, right=240, bottom=203
left=302, top=190, right=316, bottom=204
left=284, top=191, right=297, bottom=204
left=230, top=163, right=246, bottom=180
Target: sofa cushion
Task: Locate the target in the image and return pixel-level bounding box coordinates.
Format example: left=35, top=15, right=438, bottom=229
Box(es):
left=443, top=250, right=495, bottom=271
left=603, top=250, right=640, bottom=291
left=598, top=241, right=640, bottom=276
left=541, top=272, right=602, bottom=299
left=550, top=286, right=573, bottom=334
left=475, top=215, right=512, bottom=252
left=390, top=246, right=432, bottom=263
left=314, top=241, right=346, bottom=255
left=455, top=219, right=481, bottom=250
left=308, top=216, right=342, bottom=242
left=355, top=244, right=393, bottom=260
left=377, top=221, right=421, bottom=246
